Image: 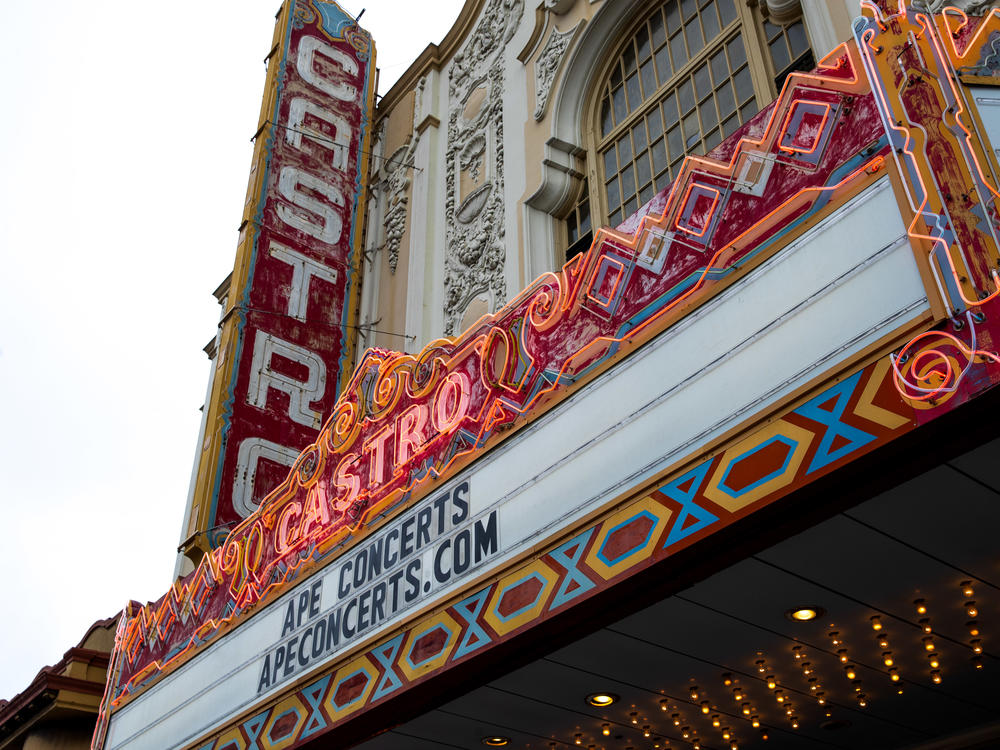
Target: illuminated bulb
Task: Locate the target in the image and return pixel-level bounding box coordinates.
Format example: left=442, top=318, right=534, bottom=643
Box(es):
left=630, top=712, right=639, bottom=725
left=722, top=729, right=731, bottom=740
left=742, top=703, right=751, bottom=716
left=931, top=670, right=942, bottom=684
left=791, top=718, right=799, bottom=729
left=692, top=743, right=700, bottom=750
left=766, top=676, right=777, bottom=690
left=689, top=686, right=699, bottom=701
left=802, top=662, right=812, bottom=675
left=889, top=669, right=900, bottom=682
left=808, top=680, right=818, bottom=692
left=817, top=693, right=827, bottom=705
left=829, top=631, right=841, bottom=645
left=966, top=601, right=979, bottom=618
left=968, top=621, right=981, bottom=637
left=915, top=599, right=927, bottom=615
left=732, top=689, right=744, bottom=701
left=681, top=727, right=690, bottom=739
left=920, top=618, right=933, bottom=633
left=923, top=637, right=936, bottom=651
left=672, top=713, right=681, bottom=726
left=928, top=654, right=940, bottom=669
left=712, top=715, right=721, bottom=728
left=760, top=731, right=770, bottom=741
left=751, top=717, right=760, bottom=728
left=722, top=673, right=733, bottom=686
left=731, top=742, right=738, bottom=750
left=883, top=653, right=894, bottom=667
left=972, top=656, right=983, bottom=669
left=601, top=724, right=610, bottom=736
left=775, top=691, right=785, bottom=703
left=643, top=726, right=651, bottom=738
left=878, top=638, right=890, bottom=649
left=701, top=701, right=711, bottom=714
left=755, top=659, right=766, bottom=673
left=785, top=706, right=794, bottom=716
left=574, top=734, right=583, bottom=745
left=871, top=616, right=883, bottom=631
left=792, top=645, right=803, bottom=659
left=853, top=680, right=863, bottom=692
left=961, top=581, right=975, bottom=598
left=838, top=649, right=849, bottom=663
left=858, top=695, right=868, bottom=707
left=845, top=666, right=857, bottom=680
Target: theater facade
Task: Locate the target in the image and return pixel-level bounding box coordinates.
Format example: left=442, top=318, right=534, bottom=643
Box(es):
left=97, top=1, right=1000, bottom=749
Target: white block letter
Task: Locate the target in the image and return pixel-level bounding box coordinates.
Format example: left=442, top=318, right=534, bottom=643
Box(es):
left=287, top=97, right=353, bottom=171
left=247, top=331, right=327, bottom=427
left=277, top=166, right=344, bottom=244
left=269, top=241, right=338, bottom=321
left=297, top=36, right=358, bottom=102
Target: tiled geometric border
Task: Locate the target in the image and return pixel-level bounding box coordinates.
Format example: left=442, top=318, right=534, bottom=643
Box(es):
left=190, top=355, right=916, bottom=749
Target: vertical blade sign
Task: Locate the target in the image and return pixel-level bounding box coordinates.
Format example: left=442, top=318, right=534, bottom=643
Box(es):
left=188, top=0, right=376, bottom=552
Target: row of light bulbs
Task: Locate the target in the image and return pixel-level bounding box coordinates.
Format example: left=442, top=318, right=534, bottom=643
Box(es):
left=559, top=580, right=988, bottom=749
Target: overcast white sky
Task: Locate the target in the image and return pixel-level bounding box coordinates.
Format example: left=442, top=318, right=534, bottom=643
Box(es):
left=0, top=0, right=465, bottom=702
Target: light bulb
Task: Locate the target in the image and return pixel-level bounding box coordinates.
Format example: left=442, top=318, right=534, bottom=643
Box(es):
left=601, top=724, right=610, bottom=736
left=845, top=667, right=857, bottom=680
left=766, top=676, right=776, bottom=689
left=931, top=670, right=942, bottom=684
left=966, top=602, right=979, bottom=618
left=923, top=637, right=936, bottom=651
left=889, top=669, right=900, bottom=682
left=962, top=581, right=975, bottom=598
left=722, top=730, right=730, bottom=740
left=742, top=703, right=751, bottom=716
left=972, top=640, right=983, bottom=654
left=968, top=621, right=981, bottom=636
left=643, top=726, right=651, bottom=738
left=929, top=655, right=940, bottom=669
left=883, top=653, right=894, bottom=667
left=871, top=616, right=882, bottom=631
left=920, top=618, right=932, bottom=633
left=915, top=599, right=927, bottom=615
left=701, top=701, right=710, bottom=714
left=712, top=715, right=721, bottom=728
left=751, top=717, right=760, bottom=728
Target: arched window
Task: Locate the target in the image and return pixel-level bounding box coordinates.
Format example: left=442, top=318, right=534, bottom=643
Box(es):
left=566, top=0, right=813, bottom=243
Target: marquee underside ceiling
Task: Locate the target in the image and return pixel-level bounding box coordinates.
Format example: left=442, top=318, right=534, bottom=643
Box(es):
left=352, top=435, right=1000, bottom=750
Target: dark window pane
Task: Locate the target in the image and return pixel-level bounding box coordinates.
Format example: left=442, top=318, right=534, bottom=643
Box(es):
left=681, top=0, right=697, bottom=21
left=717, top=80, right=735, bottom=115
left=654, top=44, right=672, bottom=83
left=686, top=131, right=701, bottom=150
left=670, top=31, right=688, bottom=69
left=683, top=111, right=700, bottom=142
left=663, top=94, right=679, bottom=127
left=671, top=156, right=684, bottom=174
left=734, top=66, right=753, bottom=104
left=613, top=85, right=627, bottom=122
left=727, top=34, right=747, bottom=68
left=651, top=137, right=668, bottom=173
left=667, top=124, right=683, bottom=157
left=640, top=182, right=655, bottom=204
left=624, top=196, right=637, bottom=216
left=722, top=114, right=740, bottom=137
left=700, top=99, right=718, bottom=132
left=710, top=49, right=728, bottom=84
left=702, top=4, right=720, bottom=42
left=601, top=98, right=614, bottom=137
left=618, top=133, right=633, bottom=163
left=718, top=0, right=737, bottom=25
left=705, top=128, right=722, bottom=151
left=685, top=19, right=704, bottom=56
left=764, top=21, right=781, bottom=41
left=678, top=79, right=695, bottom=113
left=603, top=148, right=617, bottom=180
left=640, top=60, right=657, bottom=98
left=632, top=122, right=648, bottom=153
left=610, top=61, right=623, bottom=88
left=789, top=21, right=809, bottom=57
left=621, top=164, right=636, bottom=199
left=770, top=36, right=791, bottom=72
left=622, top=40, right=637, bottom=73
left=606, top=176, right=621, bottom=210
left=694, top=63, right=711, bottom=99
left=567, top=211, right=579, bottom=243
left=651, top=9, right=667, bottom=48
left=636, top=151, right=652, bottom=187
left=625, top=73, right=642, bottom=111
left=637, top=25, right=651, bottom=61
left=740, top=99, right=758, bottom=122
left=647, top=110, right=663, bottom=141
left=666, top=1, right=681, bottom=33
left=579, top=200, right=591, bottom=235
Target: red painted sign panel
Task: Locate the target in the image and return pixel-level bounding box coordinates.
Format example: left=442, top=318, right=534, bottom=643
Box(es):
left=194, top=1, right=376, bottom=542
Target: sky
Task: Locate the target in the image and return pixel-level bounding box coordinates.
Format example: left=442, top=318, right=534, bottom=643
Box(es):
left=0, top=0, right=465, bottom=702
